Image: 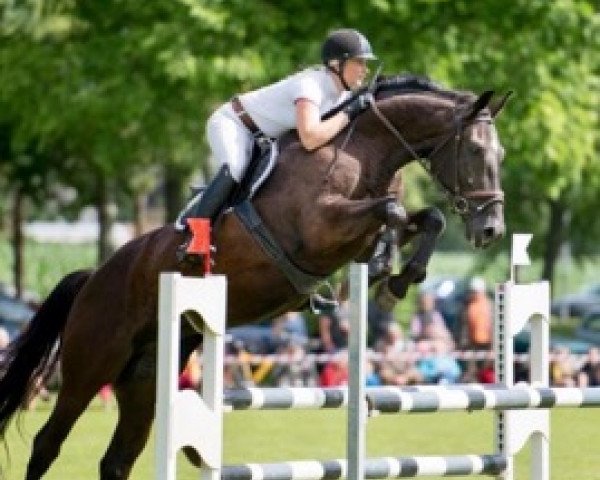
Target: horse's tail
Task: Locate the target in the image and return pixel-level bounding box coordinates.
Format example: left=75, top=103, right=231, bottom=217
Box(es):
left=0, top=269, right=91, bottom=440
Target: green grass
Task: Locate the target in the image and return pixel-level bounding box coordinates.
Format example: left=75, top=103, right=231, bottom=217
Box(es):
left=4, top=399, right=600, bottom=479
left=0, top=238, right=95, bottom=299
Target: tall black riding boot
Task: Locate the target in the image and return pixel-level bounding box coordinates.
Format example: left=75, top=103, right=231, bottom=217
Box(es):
left=175, top=164, right=238, bottom=231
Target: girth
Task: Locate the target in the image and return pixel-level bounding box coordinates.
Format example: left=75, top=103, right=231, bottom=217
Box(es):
left=233, top=200, right=327, bottom=295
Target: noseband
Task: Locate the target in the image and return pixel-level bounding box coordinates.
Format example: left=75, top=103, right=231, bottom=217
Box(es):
left=367, top=95, right=505, bottom=217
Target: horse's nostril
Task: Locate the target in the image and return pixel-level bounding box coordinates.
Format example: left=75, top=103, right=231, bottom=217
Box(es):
left=484, top=227, right=496, bottom=240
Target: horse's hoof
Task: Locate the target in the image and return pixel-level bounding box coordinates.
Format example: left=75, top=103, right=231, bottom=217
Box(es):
left=374, top=281, right=401, bottom=311
left=309, top=293, right=339, bottom=315
left=400, top=262, right=427, bottom=285
left=387, top=275, right=410, bottom=300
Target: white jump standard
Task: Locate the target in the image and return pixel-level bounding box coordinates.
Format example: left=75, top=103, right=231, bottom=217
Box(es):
left=155, top=235, right=599, bottom=480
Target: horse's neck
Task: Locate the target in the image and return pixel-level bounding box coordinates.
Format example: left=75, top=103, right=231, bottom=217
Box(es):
left=345, top=95, right=456, bottom=192
left=373, top=94, right=456, bottom=144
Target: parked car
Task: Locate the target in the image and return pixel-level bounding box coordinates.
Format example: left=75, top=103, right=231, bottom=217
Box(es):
left=575, top=308, right=600, bottom=345
left=512, top=327, right=594, bottom=355
left=0, top=292, right=36, bottom=340
left=551, top=283, right=600, bottom=319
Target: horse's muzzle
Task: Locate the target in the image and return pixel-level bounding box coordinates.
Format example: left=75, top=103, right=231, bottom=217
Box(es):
left=466, top=205, right=505, bottom=248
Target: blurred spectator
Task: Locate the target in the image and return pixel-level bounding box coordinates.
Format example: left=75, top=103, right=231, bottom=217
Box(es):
left=376, top=323, right=422, bottom=386
left=179, top=350, right=202, bottom=390
left=477, top=359, right=495, bottom=384
left=417, top=340, right=462, bottom=384
left=318, top=301, right=349, bottom=353
left=460, top=358, right=495, bottom=384
left=550, top=346, right=577, bottom=386
left=578, top=347, right=600, bottom=387
left=458, top=277, right=493, bottom=350
left=365, top=358, right=382, bottom=386
left=272, top=311, right=309, bottom=349
left=410, top=291, right=454, bottom=352
left=367, top=282, right=396, bottom=348
left=376, top=322, right=411, bottom=355
left=224, top=340, right=255, bottom=388
left=319, top=349, right=349, bottom=386
left=98, top=384, right=114, bottom=410
left=272, top=342, right=318, bottom=387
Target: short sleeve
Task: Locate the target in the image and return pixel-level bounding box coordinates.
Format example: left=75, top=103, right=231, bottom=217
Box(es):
left=294, top=74, right=324, bottom=106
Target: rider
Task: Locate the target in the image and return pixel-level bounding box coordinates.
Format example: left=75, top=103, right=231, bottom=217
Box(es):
left=175, top=28, right=378, bottom=230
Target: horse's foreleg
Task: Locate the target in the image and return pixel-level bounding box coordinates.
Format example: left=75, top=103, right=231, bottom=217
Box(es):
left=384, top=207, right=446, bottom=300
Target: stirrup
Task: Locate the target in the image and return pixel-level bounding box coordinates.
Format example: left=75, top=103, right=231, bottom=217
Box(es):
left=309, top=293, right=339, bottom=315
left=174, top=189, right=205, bottom=232
left=309, top=282, right=339, bottom=315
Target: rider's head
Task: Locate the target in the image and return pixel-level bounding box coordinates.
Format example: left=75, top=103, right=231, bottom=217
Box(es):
left=321, top=29, right=377, bottom=91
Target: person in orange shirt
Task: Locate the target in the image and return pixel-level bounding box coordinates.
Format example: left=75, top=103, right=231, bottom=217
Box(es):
left=459, top=277, right=493, bottom=350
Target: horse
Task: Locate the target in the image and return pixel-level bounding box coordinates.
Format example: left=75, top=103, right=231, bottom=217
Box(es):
left=0, top=75, right=508, bottom=479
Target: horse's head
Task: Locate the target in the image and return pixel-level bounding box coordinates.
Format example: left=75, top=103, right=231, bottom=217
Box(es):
left=371, top=76, right=509, bottom=248
left=425, top=90, right=509, bottom=248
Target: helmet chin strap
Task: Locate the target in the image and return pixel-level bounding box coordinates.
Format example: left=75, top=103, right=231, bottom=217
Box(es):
left=326, top=60, right=351, bottom=91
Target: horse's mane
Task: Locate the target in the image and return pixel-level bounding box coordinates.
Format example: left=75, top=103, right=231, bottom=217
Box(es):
left=323, top=73, right=469, bottom=121
left=375, top=73, right=442, bottom=94
left=375, top=73, right=471, bottom=102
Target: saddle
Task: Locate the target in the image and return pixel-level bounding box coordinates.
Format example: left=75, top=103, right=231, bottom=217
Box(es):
left=187, top=138, right=278, bottom=213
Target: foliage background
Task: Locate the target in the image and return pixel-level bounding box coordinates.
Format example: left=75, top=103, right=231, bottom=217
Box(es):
left=0, top=0, right=598, bottom=296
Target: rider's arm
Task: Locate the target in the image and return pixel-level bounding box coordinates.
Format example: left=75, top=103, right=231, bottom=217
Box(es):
left=295, top=98, right=350, bottom=151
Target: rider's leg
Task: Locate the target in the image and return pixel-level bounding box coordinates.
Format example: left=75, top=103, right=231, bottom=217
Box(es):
left=176, top=164, right=238, bottom=229
left=175, top=103, right=253, bottom=231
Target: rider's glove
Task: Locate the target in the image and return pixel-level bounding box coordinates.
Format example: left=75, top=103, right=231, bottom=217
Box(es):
left=343, top=92, right=372, bottom=121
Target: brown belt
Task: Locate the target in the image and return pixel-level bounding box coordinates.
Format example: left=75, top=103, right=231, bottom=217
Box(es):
left=231, top=96, right=260, bottom=135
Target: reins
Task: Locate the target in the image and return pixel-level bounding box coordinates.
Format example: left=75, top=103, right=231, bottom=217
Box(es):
left=366, top=94, right=504, bottom=216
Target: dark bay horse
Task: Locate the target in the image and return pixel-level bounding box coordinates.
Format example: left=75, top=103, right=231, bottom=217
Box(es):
left=0, top=76, right=508, bottom=479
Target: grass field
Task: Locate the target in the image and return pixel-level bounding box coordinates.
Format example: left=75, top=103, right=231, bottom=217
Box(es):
left=3, top=398, right=600, bottom=479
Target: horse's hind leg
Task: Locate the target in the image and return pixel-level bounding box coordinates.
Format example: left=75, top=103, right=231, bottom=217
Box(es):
left=25, top=386, right=97, bottom=480
left=99, top=377, right=156, bottom=480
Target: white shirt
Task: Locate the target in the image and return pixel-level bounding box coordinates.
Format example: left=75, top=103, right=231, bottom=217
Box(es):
left=239, top=67, right=349, bottom=138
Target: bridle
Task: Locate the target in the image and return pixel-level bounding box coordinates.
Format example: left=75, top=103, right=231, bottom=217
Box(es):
left=367, top=95, right=505, bottom=217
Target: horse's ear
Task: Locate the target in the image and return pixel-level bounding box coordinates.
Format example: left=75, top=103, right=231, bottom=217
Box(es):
left=489, top=91, right=513, bottom=118
left=463, top=90, right=495, bottom=122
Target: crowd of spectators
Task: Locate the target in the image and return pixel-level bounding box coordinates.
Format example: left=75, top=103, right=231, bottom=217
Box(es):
left=205, top=278, right=600, bottom=391
left=5, top=276, right=600, bottom=407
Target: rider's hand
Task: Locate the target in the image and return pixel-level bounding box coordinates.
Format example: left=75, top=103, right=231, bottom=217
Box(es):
left=343, top=92, right=372, bottom=121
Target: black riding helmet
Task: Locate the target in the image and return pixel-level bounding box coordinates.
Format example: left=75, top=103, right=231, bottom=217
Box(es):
left=321, top=29, right=377, bottom=90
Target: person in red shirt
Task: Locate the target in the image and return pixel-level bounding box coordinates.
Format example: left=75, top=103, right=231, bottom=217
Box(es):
left=319, top=350, right=349, bottom=387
